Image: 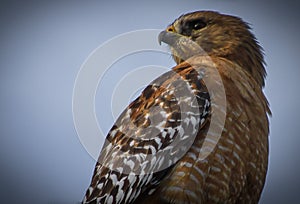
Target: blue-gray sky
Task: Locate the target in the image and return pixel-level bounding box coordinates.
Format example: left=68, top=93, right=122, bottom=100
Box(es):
left=0, top=0, right=299, bottom=203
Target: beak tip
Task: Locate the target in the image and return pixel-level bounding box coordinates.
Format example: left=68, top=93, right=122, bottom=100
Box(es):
left=158, top=30, right=180, bottom=46
left=158, top=31, right=165, bottom=46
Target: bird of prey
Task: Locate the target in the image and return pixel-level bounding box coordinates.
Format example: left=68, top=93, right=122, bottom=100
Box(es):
left=82, top=11, right=270, bottom=204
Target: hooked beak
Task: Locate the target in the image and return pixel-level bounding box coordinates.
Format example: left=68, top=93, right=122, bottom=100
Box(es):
left=158, top=30, right=182, bottom=46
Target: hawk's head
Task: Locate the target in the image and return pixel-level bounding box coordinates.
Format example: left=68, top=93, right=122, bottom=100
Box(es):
left=159, top=11, right=266, bottom=87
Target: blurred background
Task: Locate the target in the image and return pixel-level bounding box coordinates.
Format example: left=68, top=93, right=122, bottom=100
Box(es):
left=0, top=0, right=299, bottom=203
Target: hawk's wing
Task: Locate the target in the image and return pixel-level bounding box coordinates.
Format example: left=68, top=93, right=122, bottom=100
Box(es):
left=83, top=61, right=212, bottom=204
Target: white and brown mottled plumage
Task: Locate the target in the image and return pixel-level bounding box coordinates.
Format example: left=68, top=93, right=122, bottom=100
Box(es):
left=83, top=11, right=270, bottom=204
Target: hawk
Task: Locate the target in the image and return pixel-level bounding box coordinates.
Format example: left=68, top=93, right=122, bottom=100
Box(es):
left=83, top=11, right=270, bottom=204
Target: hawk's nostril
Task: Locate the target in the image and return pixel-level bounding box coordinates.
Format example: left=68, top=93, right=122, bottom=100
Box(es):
left=166, top=26, right=175, bottom=32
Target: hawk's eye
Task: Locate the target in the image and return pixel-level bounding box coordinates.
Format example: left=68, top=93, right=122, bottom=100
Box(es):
left=190, top=20, right=206, bottom=30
